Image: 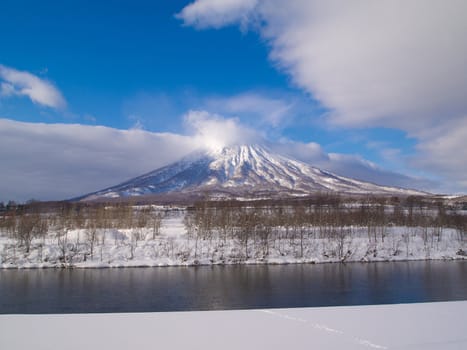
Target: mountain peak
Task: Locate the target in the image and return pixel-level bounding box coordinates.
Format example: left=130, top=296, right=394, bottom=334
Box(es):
left=205, top=143, right=266, bottom=155
left=79, top=144, right=426, bottom=201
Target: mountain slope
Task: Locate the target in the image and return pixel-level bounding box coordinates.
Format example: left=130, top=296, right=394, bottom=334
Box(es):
left=79, top=145, right=426, bottom=200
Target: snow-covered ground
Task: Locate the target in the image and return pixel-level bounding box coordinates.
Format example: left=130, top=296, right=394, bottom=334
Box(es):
left=0, top=301, right=465, bottom=349
left=1, top=215, right=465, bottom=268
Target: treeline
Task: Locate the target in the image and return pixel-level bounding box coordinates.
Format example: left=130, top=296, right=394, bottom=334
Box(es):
left=183, top=196, right=466, bottom=259
left=187, top=195, right=466, bottom=229
left=0, top=201, right=164, bottom=256
left=0, top=195, right=465, bottom=247
left=0, top=194, right=465, bottom=264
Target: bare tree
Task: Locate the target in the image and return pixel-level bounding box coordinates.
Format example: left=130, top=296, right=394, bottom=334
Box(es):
left=84, top=223, right=98, bottom=261
left=16, top=212, right=46, bottom=253
left=150, top=210, right=163, bottom=239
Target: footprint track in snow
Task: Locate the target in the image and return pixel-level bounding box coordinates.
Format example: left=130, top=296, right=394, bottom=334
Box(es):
left=259, top=309, right=387, bottom=349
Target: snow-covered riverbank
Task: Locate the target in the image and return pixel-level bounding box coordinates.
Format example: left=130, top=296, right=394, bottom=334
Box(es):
left=1, top=301, right=466, bottom=349
left=1, top=215, right=465, bottom=268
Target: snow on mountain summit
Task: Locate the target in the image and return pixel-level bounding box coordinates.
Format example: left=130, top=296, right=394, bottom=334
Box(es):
left=79, top=144, right=425, bottom=200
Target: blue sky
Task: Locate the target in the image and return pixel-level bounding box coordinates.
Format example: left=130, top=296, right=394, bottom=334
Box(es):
left=1, top=0, right=466, bottom=201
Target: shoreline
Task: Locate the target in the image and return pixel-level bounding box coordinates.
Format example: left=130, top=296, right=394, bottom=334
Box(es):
left=1, top=254, right=465, bottom=269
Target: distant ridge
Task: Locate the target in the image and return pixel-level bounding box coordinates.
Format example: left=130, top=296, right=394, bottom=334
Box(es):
left=78, top=144, right=427, bottom=201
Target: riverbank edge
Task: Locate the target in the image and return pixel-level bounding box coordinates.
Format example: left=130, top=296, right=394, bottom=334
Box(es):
left=1, top=254, right=465, bottom=269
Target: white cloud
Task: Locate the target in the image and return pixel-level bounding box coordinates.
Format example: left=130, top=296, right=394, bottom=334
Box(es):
left=260, top=1, right=467, bottom=130
left=178, top=0, right=467, bottom=193
left=184, top=110, right=261, bottom=150
left=0, top=119, right=194, bottom=202
left=176, top=0, right=258, bottom=29
left=410, top=117, right=467, bottom=194
left=0, top=64, right=66, bottom=109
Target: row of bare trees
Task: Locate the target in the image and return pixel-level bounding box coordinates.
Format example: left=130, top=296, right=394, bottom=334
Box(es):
left=0, top=202, right=165, bottom=263
left=0, top=195, right=465, bottom=263
left=183, top=197, right=466, bottom=260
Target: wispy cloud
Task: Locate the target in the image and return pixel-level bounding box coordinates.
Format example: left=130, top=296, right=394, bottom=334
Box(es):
left=204, top=92, right=294, bottom=127
left=0, top=64, right=66, bottom=109
left=270, top=139, right=436, bottom=192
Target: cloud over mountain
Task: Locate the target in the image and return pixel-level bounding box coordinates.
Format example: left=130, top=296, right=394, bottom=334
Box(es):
left=184, top=110, right=261, bottom=150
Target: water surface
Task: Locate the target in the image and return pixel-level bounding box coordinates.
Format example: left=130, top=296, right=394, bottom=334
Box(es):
left=0, top=261, right=465, bottom=314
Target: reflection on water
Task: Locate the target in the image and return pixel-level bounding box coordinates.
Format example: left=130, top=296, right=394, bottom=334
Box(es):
left=0, top=261, right=465, bottom=314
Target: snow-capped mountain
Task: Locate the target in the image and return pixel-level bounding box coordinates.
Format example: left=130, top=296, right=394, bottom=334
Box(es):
left=79, top=144, right=425, bottom=200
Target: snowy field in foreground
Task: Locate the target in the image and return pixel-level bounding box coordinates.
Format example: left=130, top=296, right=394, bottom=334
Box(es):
left=0, top=301, right=465, bottom=349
